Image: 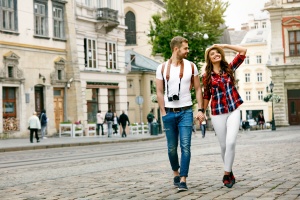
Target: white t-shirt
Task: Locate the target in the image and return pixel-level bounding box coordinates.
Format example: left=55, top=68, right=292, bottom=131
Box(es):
left=156, top=59, right=199, bottom=108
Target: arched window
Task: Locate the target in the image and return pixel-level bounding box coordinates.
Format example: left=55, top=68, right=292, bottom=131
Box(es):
left=125, top=11, right=136, bottom=45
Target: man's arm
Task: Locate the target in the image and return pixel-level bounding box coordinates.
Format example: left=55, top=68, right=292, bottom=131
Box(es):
left=156, top=78, right=166, bottom=116
left=193, top=75, right=205, bottom=123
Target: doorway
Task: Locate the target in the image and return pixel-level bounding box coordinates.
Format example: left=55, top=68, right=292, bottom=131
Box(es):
left=53, top=88, right=64, bottom=131
left=34, top=86, right=44, bottom=115
left=288, top=90, right=300, bottom=125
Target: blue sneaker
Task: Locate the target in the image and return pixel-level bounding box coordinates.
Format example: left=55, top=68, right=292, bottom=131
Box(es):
left=173, top=176, right=180, bottom=187
left=178, top=182, right=188, bottom=191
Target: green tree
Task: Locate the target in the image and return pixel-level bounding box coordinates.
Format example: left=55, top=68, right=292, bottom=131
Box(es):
left=149, top=0, right=228, bottom=63
left=149, top=0, right=228, bottom=104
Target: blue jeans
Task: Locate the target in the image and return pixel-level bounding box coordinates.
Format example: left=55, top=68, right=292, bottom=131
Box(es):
left=107, top=121, right=113, bottom=137
left=162, top=107, right=193, bottom=177
left=201, top=124, right=206, bottom=137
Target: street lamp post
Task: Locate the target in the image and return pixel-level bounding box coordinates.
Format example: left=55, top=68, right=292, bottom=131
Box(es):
left=269, top=81, right=276, bottom=131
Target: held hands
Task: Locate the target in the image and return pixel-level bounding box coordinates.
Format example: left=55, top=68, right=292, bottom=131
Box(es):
left=195, top=111, right=205, bottom=124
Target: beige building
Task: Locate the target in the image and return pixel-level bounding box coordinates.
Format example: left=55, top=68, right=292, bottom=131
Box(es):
left=234, top=14, right=274, bottom=122
left=0, top=0, right=82, bottom=137
left=264, top=0, right=300, bottom=126
left=124, top=0, right=164, bottom=124
left=74, top=0, right=128, bottom=129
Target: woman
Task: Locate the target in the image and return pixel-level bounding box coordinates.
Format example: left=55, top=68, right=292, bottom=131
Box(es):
left=202, top=44, right=247, bottom=188
left=112, top=112, right=119, bottom=135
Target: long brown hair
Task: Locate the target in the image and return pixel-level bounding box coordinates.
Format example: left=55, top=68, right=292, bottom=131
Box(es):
left=204, top=46, right=235, bottom=88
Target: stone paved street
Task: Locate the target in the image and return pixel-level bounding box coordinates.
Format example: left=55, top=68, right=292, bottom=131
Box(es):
left=0, top=126, right=299, bottom=199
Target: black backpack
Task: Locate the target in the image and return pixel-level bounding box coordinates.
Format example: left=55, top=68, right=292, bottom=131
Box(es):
left=105, top=112, right=113, bottom=121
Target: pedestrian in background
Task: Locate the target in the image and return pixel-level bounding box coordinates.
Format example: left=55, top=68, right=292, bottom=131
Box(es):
left=39, top=109, right=48, bottom=139
left=96, top=110, right=104, bottom=136
left=105, top=109, right=114, bottom=137
left=28, top=111, right=41, bottom=143
left=202, top=44, right=247, bottom=188
left=156, top=36, right=205, bottom=191
left=201, top=116, right=207, bottom=138
left=112, top=112, right=119, bottom=135
left=119, top=110, right=130, bottom=137
left=147, top=110, right=154, bottom=133
left=257, top=111, right=265, bottom=130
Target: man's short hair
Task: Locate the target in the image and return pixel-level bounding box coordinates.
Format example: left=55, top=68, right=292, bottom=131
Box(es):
left=170, top=36, right=188, bottom=52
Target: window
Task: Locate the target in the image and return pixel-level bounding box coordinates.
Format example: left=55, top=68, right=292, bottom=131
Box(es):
left=97, top=0, right=102, bottom=7
left=254, top=23, right=258, bottom=29
left=84, top=38, right=97, bottom=68
left=150, top=80, right=154, bottom=94
left=0, top=0, right=17, bottom=31
left=245, top=73, right=250, bottom=82
left=257, top=72, right=262, bottom=82
left=244, top=56, right=249, bottom=64
left=258, top=91, right=263, bottom=100
left=106, top=42, right=117, bottom=69
left=256, top=55, right=262, bottom=64
left=8, top=66, right=14, bottom=78
left=3, top=87, right=16, bottom=118
left=58, top=70, right=62, bottom=80
left=53, top=5, right=64, bottom=38
left=246, top=91, right=251, bottom=101
left=107, top=0, right=112, bottom=8
left=262, top=22, right=266, bottom=28
left=289, top=30, right=300, bottom=56
left=34, top=1, right=48, bottom=36
left=108, top=89, right=115, bottom=112
left=85, top=0, right=92, bottom=6
left=125, top=11, right=137, bottom=45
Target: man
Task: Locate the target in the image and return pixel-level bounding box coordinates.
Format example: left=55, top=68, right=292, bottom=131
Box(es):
left=147, top=110, right=154, bottom=133
left=28, top=111, right=41, bottom=143
left=156, top=36, right=205, bottom=191
left=96, top=110, right=104, bottom=136
left=119, top=110, right=130, bottom=137
left=105, top=109, right=114, bottom=137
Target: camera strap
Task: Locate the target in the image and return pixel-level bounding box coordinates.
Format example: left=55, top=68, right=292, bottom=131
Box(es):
left=167, top=59, right=183, bottom=98
left=161, top=59, right=195, bottom=95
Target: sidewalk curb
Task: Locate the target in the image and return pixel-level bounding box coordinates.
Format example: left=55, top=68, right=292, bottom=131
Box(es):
left=0, top=135, right=165, bottom=153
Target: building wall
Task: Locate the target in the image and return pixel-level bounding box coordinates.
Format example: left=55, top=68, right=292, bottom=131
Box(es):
left=124, top=0, right=165, bottom=62
left=0, top=0, right=76, bottom=137
left=264, top=0, right=300, bottom=126
left=75, top=0, right=128, bottom=130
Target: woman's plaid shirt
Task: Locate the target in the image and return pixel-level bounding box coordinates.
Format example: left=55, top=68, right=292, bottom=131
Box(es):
left=202, top=54, right=246, bottom=115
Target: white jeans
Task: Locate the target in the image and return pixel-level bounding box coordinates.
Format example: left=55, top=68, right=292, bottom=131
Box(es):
left=211, top=109, right=240, bottom=172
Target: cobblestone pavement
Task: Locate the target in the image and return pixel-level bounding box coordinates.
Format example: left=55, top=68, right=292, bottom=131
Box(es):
left=0, top=126, right=299, bottom=200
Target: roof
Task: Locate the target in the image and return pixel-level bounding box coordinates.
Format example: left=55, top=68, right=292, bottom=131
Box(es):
left=229, top=30, right=248, bottom=45
left=125, top=49, right=160, bottom=72
left=240, top=28, right=270, bottom=44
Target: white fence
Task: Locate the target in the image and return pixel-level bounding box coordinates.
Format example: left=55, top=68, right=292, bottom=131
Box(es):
left=59, top=122, right=151, bottom=137
left=129, top=123, right=149, bottom=135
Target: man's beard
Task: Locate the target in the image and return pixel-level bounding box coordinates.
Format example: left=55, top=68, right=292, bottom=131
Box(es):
left=177, top=51, right=188, bottom=60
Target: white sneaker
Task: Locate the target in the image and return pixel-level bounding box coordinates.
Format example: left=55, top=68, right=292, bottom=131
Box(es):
left=43, top=137, right=47, bottom=139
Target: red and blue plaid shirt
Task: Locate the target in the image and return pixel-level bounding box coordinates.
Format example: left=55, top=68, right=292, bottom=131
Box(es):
left=202, top=54, right=245, bottom=115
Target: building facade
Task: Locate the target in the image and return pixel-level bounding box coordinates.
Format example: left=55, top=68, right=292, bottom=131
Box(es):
left=124, top=0, right=164, bottom=123
left=74, top=0, right=128, bottom=130
left=235, top=14, right=273, bottom=122
left=0, top=0, right=82, bottom=137
left=264, top=0, right=300, bottom=126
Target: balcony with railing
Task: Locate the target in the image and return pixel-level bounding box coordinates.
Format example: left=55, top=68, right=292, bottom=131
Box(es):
left=96, top=8, right=119, bottom=32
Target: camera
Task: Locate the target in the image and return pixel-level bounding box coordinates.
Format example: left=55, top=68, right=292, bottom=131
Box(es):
left=168, top=94, right=179, bottom=102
